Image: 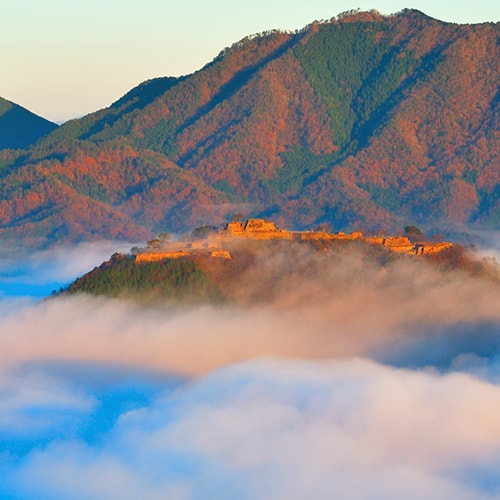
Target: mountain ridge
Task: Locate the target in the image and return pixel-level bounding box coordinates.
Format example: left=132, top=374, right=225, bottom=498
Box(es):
left=0, top=9, right=498, bottom=248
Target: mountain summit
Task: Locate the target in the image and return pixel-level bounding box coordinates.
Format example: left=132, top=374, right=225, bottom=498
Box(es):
left=0, top=10, right=498, bottom=248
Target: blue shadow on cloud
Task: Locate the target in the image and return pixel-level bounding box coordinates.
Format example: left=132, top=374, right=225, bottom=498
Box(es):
left=0, top=361, right=189, bottom=459
left=370, top=320, right=500, bottom=381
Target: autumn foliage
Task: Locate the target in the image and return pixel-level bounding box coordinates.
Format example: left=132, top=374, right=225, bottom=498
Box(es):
left=0, top=10, right=498, bottom=247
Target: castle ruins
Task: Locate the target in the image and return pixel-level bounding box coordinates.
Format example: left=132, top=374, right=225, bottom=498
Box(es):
left=133, top=218, right=452, bottom=262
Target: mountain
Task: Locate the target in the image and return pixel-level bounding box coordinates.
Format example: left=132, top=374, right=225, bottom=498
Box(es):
left=0, top=97, right=58, bottom=149
left=0, top=9, right=498, bottom=248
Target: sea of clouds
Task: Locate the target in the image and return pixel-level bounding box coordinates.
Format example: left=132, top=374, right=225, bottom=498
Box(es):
left=0, top=241, right=499, bottom=499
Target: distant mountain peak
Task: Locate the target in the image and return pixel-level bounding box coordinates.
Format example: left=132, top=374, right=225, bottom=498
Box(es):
left=0, top=97, right=58, bottom=149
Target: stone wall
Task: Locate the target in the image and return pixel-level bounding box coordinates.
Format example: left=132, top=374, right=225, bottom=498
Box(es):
left=135, top=251, right=191, bottom=262
left=331, top=231, right=364, bottom=241
left=226, top=221, right=245, bottom=233
left=298, top=231, right=332, bottom=241
left=244, top=219, right=279, bottom=232
left=418, top=242, right=453, bottom=254
left=220, top=219, right=293, bottom=240
left=365, top=236, right=453, bottom=255
left=210, top=250, right=232, bottom=259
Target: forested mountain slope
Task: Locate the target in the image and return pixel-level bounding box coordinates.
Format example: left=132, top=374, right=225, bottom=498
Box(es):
left=0, top=10, right=498, bottom=248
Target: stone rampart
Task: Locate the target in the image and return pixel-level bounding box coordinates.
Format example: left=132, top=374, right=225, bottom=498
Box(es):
left=226, top=221, right=245, bottom=233
left=219, top=219, right=293, bottom=240
left=418, top=242, right=453, bottom=254
left=211, top=250, right=232, bottom=259
left=331, top=231, right=364, bottom=241
left=135, top=251, right=190, bottom=262
left=365, top=236, right=453, bottom=256
left=298, top=231, right=333, bottom=241
left=244, top=219, right=278, bottom=232
left=382, top=236, right=412, bottom=247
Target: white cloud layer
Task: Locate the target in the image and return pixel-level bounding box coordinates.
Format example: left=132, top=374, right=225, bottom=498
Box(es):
left=0, top=240, right=135, bottom=286
left=1, top=359, right=499, bottom=499
left=0, top=243, right=499, bottom=498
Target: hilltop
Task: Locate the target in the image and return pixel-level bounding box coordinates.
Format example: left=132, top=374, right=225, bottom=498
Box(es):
left=0, top=10, right=499, bottom=248
left=64, top=219, right=496, bottom=303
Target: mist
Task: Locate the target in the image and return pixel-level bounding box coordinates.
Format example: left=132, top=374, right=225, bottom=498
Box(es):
left=0, top=242, right=499, bottom=499
left=0, top=241, right=135, bottom=297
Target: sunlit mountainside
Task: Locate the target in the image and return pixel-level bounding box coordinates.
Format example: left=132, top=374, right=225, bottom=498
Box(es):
left=0, top=97, right=58, bottom=150
left=0, top=9, right=498, bottom=248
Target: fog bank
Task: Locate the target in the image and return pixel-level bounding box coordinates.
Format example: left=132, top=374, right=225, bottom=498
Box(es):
left=0, top=242, right=499, bottom=498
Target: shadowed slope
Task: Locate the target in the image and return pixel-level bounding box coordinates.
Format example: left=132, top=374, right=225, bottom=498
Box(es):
left=0, top=97, right=58, bottom=149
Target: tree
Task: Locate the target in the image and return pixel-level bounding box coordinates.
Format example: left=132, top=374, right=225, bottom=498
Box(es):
left=158, top=232, right=171, bottom=245
left=230, top=212, right=245, bottom=222
left=147, top=238, right=161, bottom=249
left=314, top=222, right=332, bottom=233
left=404, top=225, right=424, bottom=242
left=110, top=252, right=124, bottom=262
left=191, top=225, right=218, bottom=239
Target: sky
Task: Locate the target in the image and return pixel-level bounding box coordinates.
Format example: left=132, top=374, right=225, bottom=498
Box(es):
left=2, top=0, right=499, bottom=123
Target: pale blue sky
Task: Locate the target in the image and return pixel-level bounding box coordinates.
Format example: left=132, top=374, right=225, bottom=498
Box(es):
left=2, top=0, right=498, bottom=123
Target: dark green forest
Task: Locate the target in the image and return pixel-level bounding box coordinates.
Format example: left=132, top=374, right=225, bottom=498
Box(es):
left=66, top=254, right=224, bottom=302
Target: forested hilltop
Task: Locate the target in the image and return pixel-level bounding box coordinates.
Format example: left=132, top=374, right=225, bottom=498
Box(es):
left=0, top=10, right=498, bottom=248
left=63, top=235, right=498, bottom=304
